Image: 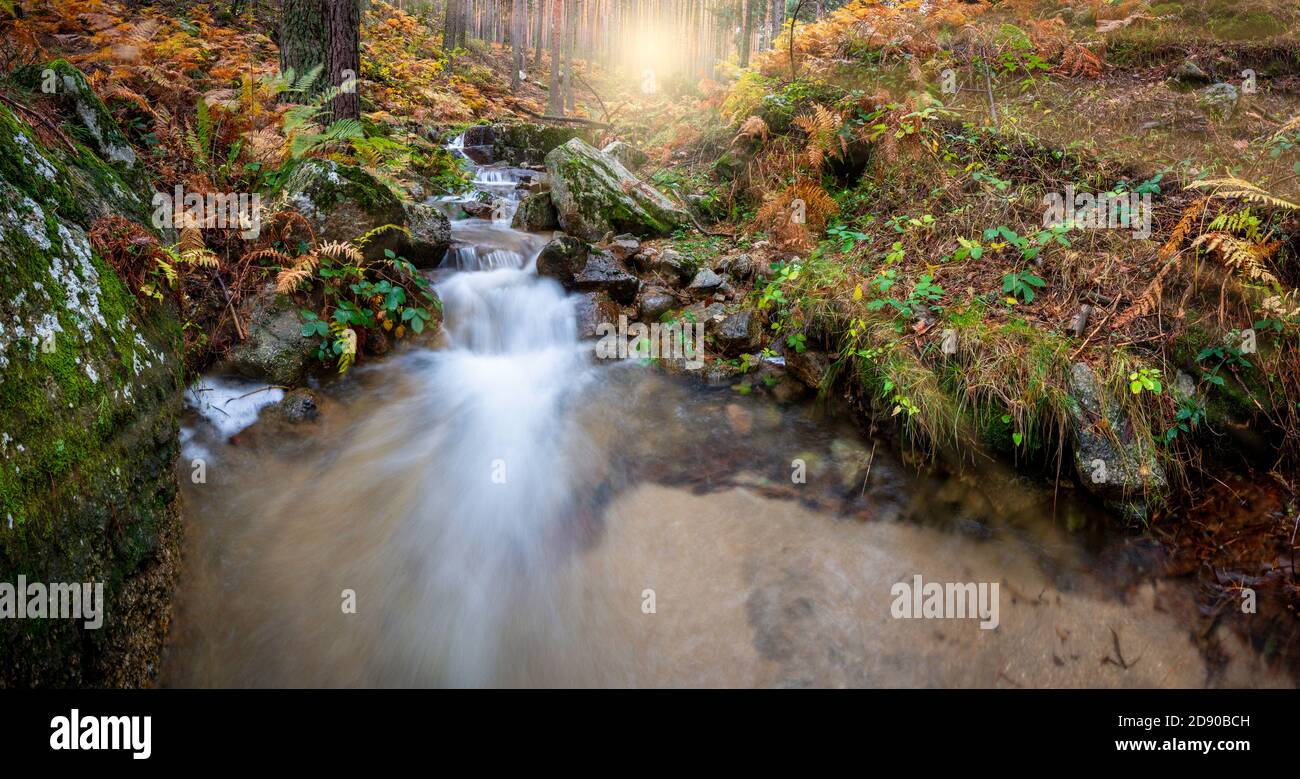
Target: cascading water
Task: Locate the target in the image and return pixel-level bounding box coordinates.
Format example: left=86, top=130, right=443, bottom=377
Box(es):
left=375, top=140, right=600, bottom=683
left=162, top=135, right=1295, bottom=689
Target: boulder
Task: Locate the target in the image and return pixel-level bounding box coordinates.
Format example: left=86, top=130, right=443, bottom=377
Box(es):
left=637, top=288, right=679, bottom=322
left=716, top=252, right=755, bottom=281
left=602, top=140, right=649, bottom=170
left=575, top=291, right=621, bottom=339
left=604, top=233, right=641, bottom=262
left=574, top=251, right=641, bottom=305
left=1198, top=82, right=1240, bottom=120
left=649, top=248, right=692, bottom=284
left=1065, top=362, right=1169, bottom=520
left=536, top=234, right=590, bottom=283
left=711, top=308, right=761, bottom=355
left=400, top=203, right=451, bottom=268
left=460, top=123, right=496, bottom=164
left=267, top=388, right=321, bottom=425
left=15, top=60, right=142, bottom=186
left=6, top=62, right=153, bottom=230
left=544, top=138, right=690, bottom=240
left=491, top=121, right=589, bottom=167
left=786, top=348, right=830, bottom=390
left=218, top=284, right=318, bottom=387
left=687, top=267, right=724, bottom=294
left=276, top=158, right=449, bottom=261
left=1172, top=59, right=1211, bottom=85
left=511, top=190, right=560, bottom=231
left=0, top=97, right=183, bottom=686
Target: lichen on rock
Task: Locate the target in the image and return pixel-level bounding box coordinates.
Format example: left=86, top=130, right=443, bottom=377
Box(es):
left=544, top=138, right=690, bottom=241
left=0, top=94, right=183, bottom=687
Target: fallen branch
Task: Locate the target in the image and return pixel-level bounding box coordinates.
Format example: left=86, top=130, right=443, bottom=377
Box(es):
left=516, top=107, right=611, bottom=128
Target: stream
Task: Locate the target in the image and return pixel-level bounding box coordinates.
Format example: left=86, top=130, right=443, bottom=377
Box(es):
left=160, top=148, right=1292, bottom=688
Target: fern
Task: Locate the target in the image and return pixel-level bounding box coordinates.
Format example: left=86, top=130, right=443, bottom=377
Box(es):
left=1188, top=177, right=1300, bottom=212
left=792, top=104, right=845, bottom=171
left=289, top=117, right=365, bottom=159
left=1191, top=233, right=1280, bottom=287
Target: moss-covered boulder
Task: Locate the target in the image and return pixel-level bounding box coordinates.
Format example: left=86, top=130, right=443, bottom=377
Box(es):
left=1065, top=363, right=1168, bottom=521
left=13, top=61, right=146, bottom=193
left=490, top=121, right=590, bottom=166
left=275, top=158, right=450, bottom=263
left=511, top=190, right=559, bottom=231
left=544, top=139, right=690, bottom=241
left=0, top=102, right=183, bottom=687
left=0, top=76, right=154, bottom=233
left=275, top=158, right=405, bottom=246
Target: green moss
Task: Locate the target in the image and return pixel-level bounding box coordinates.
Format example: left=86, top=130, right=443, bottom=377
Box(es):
left=0, top=91, right=183, bottom=685
left=276, top=157, right=404, bottom=215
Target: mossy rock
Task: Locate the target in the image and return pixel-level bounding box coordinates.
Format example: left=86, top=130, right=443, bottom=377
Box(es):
left=274, top=158, right=406, bottom=250
left=12, top=61, right=147, bottom=194
left=0, top=102, right=183, bottom=686
left=216, top=285, right=318, bottom=387
left=1064, top=363, right=1168, bottom=521
left=511, top=190, right=559, bottom=231
left=544, top=139, right=689, bottom=241
left=0, top=96, right=153, bottom=232
left=490, top=121, right=591, bottom=166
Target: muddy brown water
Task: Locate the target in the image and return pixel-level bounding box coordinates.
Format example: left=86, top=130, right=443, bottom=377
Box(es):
left=162, top=334, right=1289, bottom=688
left=161, top=155, right=1293, bottom=688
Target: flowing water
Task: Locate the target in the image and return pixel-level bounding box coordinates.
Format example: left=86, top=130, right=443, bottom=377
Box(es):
left=161, top=150, right=1293, bottom=688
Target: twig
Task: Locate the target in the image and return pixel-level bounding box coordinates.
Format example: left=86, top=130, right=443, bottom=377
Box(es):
left=225, top=385, right=291, bottom=404
left=0, top=92, right=78, bottom=152
left=572, top=70, right=611, bottom=126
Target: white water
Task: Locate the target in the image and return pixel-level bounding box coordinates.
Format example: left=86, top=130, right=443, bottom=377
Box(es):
left=383, top=147, right=596, bottom=683
left=163, top=137, right=1293, bottom=688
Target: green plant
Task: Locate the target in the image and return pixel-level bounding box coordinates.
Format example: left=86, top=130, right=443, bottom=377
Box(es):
left=827, top=223, right=870, bottom=253
left=1001, top=269, right=1046, bottom=304
left=1163, top=400, right=1204, bottom=444
left=757, top=260, right=802, bottom=310
left=276, top=241, right=439, bottom=374
left=1128, top=367, right=1163, bottom=395
left=867, top=273, right=945, bottom=320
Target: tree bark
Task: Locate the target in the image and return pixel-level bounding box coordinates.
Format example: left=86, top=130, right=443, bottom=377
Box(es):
left=533, top=0, right=545, bottom=67
left=738, top=0, right=752, bottom=68
left=280, top=0, right=327, bottom=88
left=563, top=0, right=578, bottom=113
left=327, top=0, right=361, bottom=121
left=511, top=0, right=527, bottom=90
left=545, top=0, right=564, bottom=115
left=281, top=0, right=359, bottom=121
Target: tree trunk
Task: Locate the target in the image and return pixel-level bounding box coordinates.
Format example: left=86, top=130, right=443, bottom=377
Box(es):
left=280, top=0, right=327, bottom=88
left=327, top=0, right=361, bottom=121
left=739, top=0, right=752, bottom=68
left=533, top=0, right=545, bottom=67
left=563, top=0, right=578, bottom=113
left=511, top=0, right=526, bottom=89
left=770, top=0, right=783, bottom=50
left=545, top=0, right=564, bottom=115
left=281, top=0, right=359, bottom=121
